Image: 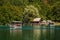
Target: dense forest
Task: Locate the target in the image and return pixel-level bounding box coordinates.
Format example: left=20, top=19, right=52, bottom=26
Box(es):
left=0, top=0, right=60, bottom=25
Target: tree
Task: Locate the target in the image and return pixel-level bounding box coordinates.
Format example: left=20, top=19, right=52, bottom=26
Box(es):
left=0, top=0, right=23, bottom=25
left=23, top=5, right=40, bottom=23
left=51, top=2, right=60, bottom=21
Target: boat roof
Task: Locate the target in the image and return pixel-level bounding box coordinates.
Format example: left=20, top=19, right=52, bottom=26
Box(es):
left=33, top=18, right=41, bottom=22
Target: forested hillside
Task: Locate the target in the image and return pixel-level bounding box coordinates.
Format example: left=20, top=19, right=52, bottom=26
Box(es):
left=0, top=0, right=60, bottom=25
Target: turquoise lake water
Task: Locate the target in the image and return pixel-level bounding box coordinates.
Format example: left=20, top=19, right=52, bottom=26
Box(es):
left=0, top=25, right=60, bottom=40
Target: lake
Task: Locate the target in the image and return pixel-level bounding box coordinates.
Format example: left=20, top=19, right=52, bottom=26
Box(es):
left=0, top=25, right=60, bottom=40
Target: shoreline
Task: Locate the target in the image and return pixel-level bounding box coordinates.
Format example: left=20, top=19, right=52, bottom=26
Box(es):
left=55, top=22, right=60, bottom=26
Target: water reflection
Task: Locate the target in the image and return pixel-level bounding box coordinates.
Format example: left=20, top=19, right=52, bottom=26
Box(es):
left=0, top=25, right=60, bottom=40
left=0, top=30, right=10, bottom=40
left=10, top=29, right=22, bottom=40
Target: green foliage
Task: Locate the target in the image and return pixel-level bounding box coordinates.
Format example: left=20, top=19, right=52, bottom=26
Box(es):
left=0, top=0, right=23, bottom=25
left=51, top=2, right=60, bottom=21
left=23, top=5, right=40, bottom=23
left=0, top=0, right=60, bottom=25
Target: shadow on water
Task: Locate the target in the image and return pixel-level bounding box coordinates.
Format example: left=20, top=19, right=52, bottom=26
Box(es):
left=10, top=29, right=22, bottom=40
left=0, top=25, right=60, bottom=40
left=22, top=25, right=33, bottom=40
left=0, top=25, right=10, bottom=40
left=54, top=25, right=60, bottom=40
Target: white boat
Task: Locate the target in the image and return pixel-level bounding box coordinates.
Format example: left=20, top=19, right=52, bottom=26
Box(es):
left=9, top=21, right=22, bottom=30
